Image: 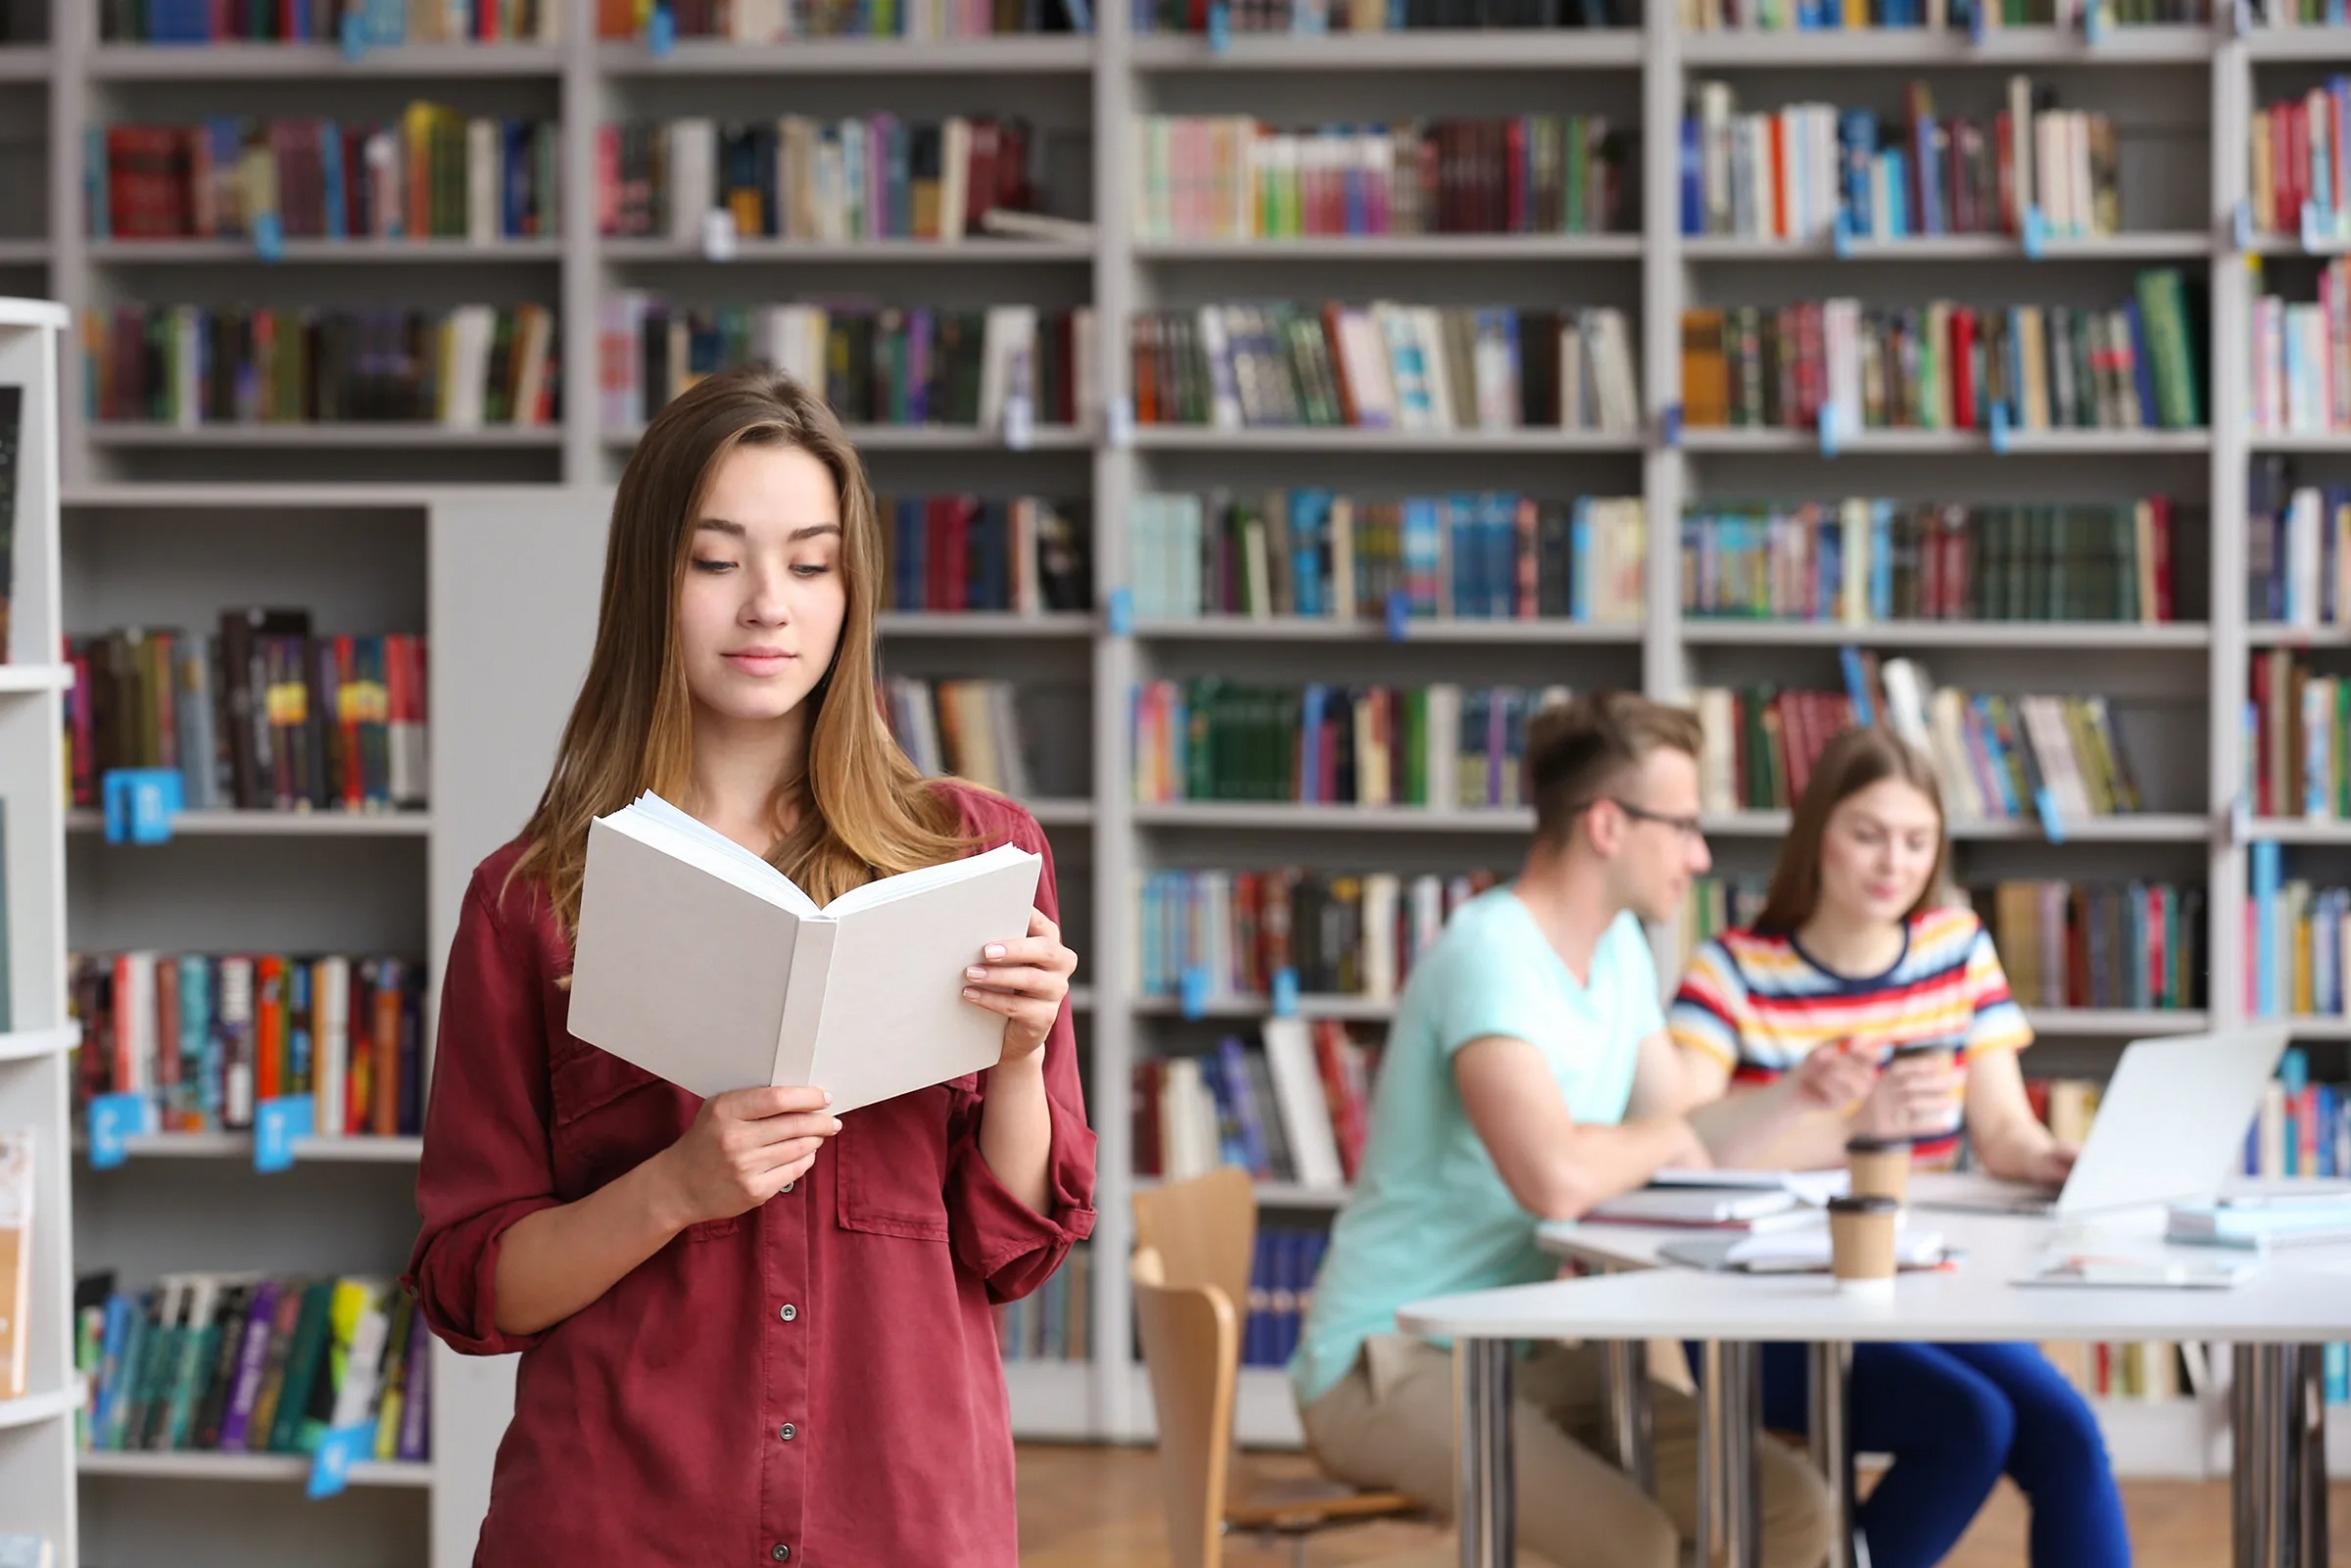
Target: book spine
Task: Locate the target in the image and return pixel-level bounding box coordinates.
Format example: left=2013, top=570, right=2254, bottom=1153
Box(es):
left=771, top=919, right=838, bottom=1089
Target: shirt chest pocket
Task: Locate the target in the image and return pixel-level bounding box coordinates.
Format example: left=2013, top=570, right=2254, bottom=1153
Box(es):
left=549, top=1045, right=740, bottom=1241
left=832, top=1075, right=970, bottom=1243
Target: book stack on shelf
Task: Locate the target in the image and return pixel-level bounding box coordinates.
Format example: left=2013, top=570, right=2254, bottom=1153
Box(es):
left=74, top=1269, right=430, bottom=1471
left=99, top=2, right=560, bottom=45
left=608, top=0, right=1091, bottom=40
left=879, top=493, right=1092, bottom=615
left=1130, top=489, right=1645, bottom=624
left=1133, top=1020, right=1382, bottom=1190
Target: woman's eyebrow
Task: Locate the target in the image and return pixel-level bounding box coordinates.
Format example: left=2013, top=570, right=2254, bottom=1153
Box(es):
left=693, top=518, right=840, bottom=542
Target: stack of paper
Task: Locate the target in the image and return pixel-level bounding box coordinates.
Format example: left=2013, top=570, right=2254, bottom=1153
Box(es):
left=2167, top=1187, right=2351, bottom=1251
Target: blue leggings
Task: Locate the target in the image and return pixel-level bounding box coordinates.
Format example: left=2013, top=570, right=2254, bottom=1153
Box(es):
left=1758, top=1339, right=2131, bottom=1568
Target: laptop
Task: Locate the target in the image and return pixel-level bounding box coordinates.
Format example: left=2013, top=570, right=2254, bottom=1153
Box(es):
left=1912, top=1026, right=2292, bottom=1218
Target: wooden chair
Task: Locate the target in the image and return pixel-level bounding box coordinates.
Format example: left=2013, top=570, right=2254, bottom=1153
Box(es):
left=1131, top=1168, right=1421, bottom=1568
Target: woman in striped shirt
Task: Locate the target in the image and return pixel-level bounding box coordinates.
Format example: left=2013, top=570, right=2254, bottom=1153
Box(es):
left=1671, top=725, right=2129, bottom=1568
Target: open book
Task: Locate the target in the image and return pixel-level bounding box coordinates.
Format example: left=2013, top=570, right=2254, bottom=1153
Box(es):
left=568, top=791, right=1043, bottom=1115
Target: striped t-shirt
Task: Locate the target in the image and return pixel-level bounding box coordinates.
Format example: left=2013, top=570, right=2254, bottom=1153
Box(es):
left=1668, top=906, right=2033, bottom=1164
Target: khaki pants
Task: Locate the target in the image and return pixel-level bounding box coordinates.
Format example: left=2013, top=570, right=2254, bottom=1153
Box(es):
left=1300, top=1337, right=1833, bottom=1568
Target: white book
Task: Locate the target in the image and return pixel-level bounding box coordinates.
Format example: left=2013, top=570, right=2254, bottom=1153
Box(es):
left=1260, top=1018, right=1344, bottom=1191
left=568, top=791, right=1043, bottom=1115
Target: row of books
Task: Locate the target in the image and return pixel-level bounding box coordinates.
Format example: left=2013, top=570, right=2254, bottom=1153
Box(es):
left=2247, top=848, right=2351, bottom=1016
left=1978, top=880, right=2207, bottom=1012
left=1681, top=79, right=2117, bottom=242
left=1127, top=491, right=1644, bottom=623
left=103, top=0, right=557, bottom=42
left=2247, top=464, right=2351, bottom=626
left=1131, top=680, right=1572, bottom=810
left=882, top=495, right=1090, bottom=614
left=1131, top=117, right=1630, bottom=241
left=1133, top=867, right=1502, bottom=1007
left=881, top=677, right=1039, bottom=798
left=1132, top=303, right=1640, bottom=435
left=1680, top=0, right=2197, bottom=28
left=599, top=116, right=1046, bottom=244
left=71, top=951, right=428, bottom=1138
left=2248, top=650, right=2351, bottom=820
left=62, top=619, right=429, bottom=815
left=1135, top=1024, right=1383, bottom=1191
left=2251, top=261, right=2351, bottom=435
left=1692, top=669, right=2147, bottom=821
left=1681, top=499, right=2177, bottom=625
left=91, top=111, right=561, bottom=244
left=86, top=304, right=560, bottom=429
left=611, top=0, right=1090, bottom=38
left=76, top=1272, right=430, bottom=1464
left=598, top=297, right=1090, bottom=435
left=2251, top=80, right=2351, bottom=241
left=1681, top=272, right=2205, bottom=434
left=1134, top=0, right=1620, bottom=32
left=994, top=1244, right=1090, bottom=1364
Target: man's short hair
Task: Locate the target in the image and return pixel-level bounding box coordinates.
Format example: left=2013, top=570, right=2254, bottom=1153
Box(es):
left=1526, top=690, right=1705, bottom=848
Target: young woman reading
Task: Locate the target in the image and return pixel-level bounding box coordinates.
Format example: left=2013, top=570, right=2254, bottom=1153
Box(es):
left=1670, top=724, right=2128, bottom=1568
left=404, top=368, right=1095, bottom=1567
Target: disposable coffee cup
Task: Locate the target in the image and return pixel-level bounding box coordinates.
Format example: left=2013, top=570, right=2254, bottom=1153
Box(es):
left=1845, top=1136, right=1912, bottom=1204
left=1827, top=1194, right=1901, bottom=1295
left=1890, top=1041, right=1964, bottom=1139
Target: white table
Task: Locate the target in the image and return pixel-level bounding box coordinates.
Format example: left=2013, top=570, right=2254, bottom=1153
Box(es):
left=1403, top=1201, right=2351, bottom=1568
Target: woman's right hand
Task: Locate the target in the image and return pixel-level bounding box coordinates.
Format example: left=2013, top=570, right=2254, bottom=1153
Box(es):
left=1849, top=1052, right=1963, bottom=1142
left=656, top=1085, right=842, bottom=1230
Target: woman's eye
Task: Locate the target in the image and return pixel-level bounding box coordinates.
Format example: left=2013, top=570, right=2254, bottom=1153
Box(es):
left=691, top=557, right=736, bottom=574
left=791, top=562, right=833, bottom=579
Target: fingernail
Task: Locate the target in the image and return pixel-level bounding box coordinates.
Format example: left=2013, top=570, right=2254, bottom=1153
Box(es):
left=985, top=945, right=1006, bottom=960
left=966, top=965, right=987, bottom=980
left=962, top=987, right=979, bottom=1000
left=821, top=1091, right=833, bottom=1106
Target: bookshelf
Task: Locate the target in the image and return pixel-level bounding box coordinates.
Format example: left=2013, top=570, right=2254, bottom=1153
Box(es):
left=0, top=297, right=80, bottom=1568
left=22, top=0, right=2351, bottom=1560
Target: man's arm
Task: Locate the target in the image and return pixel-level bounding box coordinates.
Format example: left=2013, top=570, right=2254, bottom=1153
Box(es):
left=1454, top=1034, right=1708, bottom=1220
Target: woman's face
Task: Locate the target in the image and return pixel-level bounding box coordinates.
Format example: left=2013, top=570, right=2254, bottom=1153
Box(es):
left=675, top=443, right=849, bottom=728
left=1816, top=778, right=1942, bottom=927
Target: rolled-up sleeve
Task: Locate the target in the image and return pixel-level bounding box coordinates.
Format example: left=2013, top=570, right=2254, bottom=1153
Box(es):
left=401, top=870, right=564, bottom=1356
left=944, top=806, right=1098, bottom=1302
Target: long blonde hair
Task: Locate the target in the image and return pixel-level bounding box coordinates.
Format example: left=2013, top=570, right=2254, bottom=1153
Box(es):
left=509, top=367, right=970, bottom=936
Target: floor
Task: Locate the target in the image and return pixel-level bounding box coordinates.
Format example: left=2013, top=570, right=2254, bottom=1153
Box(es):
left=1016, top=1442, right=2351, bottom=1566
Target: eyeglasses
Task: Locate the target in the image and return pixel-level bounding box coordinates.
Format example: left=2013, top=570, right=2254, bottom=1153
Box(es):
left=1574, top=797, right=1707, bottom=842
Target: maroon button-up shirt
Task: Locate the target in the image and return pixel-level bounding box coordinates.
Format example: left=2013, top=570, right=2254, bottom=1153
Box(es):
left=404, top=783, right=1098, bottom=1567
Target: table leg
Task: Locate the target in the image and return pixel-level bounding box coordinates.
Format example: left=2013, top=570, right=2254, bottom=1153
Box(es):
left=1698, top=1341, right=1763, bottom=1568
left=2233, top=1343, right=2312, bottom=1568
left=2295, top=1344, right=2330, bottom=1568
left=1605, top=1339, right=1656, bottom=1496
left=1809, top=1341, right=1865, bottom=1568
left=2234, top=1344, right=2266, bottom=1568
left=1458, top=1338, right=1515, bottom=1568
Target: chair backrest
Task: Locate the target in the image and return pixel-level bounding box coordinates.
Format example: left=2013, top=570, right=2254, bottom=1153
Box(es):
left=1132, top=1165, right=1257, bottom=1315
left=1131, top=1245, right=1239, bottom=1568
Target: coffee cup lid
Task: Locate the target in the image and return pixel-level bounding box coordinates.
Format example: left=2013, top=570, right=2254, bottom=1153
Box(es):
left=1827, top=1193, right=1901, bottom=1215
left=1844, top=1136, right=1912, bottom=1154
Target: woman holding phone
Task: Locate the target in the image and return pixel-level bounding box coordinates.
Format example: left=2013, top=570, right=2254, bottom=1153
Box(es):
left=1669, top=725, right=2128, bottom=1568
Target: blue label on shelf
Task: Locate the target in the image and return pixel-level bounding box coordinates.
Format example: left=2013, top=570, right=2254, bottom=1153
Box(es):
left=2302, top=200, right=2332, bottom=254
left=1208, top=1, right=1232, bottom=50
left=86, top=1092, right=148, bottom=1171
left=1817, top=401, right=1840, bottom=459
left=339, top=11, right=367, bottom=61
left=2032, top=786, right=2067, bottom=845
left=254, top=1094, right=315, bottom=1174
left=1106, top=586, right=1133, bottom=637
left=649, top=4, right=676, bottom=55
left=1831, top=217, right=1855, bottom=259
left=102, top=767, right=182, bottom=845
left=1107, top=394, right=1136, bottom=450
left=1660, top=402, right=1683, bottom=449
left=2021, top=206, right=2047, bottom=260
left=2234, top=198, right=2256, bottom=253
left=2083, top=0, right=2105, bottom=42
left=308, top=1421, right=375, bottom=1499
left=1180, top=967, right=1209, bottom=1020
left=1989, top=402, right=2014, bottom=455
left=253, top=212, right=285, bottom=262
left=1271, top=967, right=1300, bottom=1019
left=2232, top=0, right=2253, bottom=34
left=1969, top=0, right=1989, bottom=43
left=1385, top=589, right=1411, bottom=643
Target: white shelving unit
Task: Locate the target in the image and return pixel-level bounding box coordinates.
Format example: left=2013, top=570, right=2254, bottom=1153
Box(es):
left=0, top=296, right=80, bottom=1568
left=14, top=0, right=2351, bottom=1555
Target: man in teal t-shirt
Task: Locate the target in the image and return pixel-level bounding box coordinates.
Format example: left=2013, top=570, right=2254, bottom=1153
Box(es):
left=1289, top=692, right=1832, bottom=1568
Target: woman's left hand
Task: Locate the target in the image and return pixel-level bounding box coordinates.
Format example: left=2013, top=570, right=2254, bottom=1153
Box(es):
left=962, top=909, right=1078, bottom=1068
left=2017, top=1140, right=2080, bottom=1189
